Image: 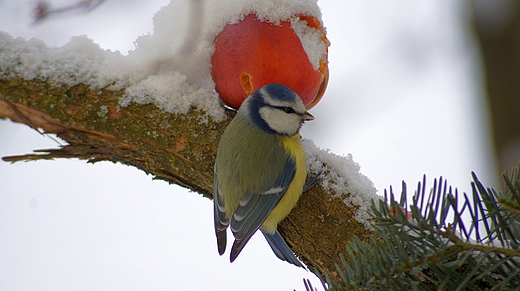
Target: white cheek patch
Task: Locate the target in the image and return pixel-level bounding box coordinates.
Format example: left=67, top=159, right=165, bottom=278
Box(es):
left=259, top=107, right=301, bottom=136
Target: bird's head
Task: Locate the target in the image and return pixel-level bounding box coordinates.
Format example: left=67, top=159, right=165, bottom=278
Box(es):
left=239, top=83, right=314, bottom=136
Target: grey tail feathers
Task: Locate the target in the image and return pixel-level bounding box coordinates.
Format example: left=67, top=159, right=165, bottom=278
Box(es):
left=261, top=230, right=306, bottom=268
left=216, top=228, right=227, bottom=256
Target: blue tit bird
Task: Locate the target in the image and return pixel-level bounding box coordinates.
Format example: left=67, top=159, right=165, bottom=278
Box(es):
left=213, top=83, right=314, bottom=268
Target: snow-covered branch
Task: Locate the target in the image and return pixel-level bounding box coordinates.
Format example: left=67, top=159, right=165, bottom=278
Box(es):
left=0, top=36, right=377, bottom=281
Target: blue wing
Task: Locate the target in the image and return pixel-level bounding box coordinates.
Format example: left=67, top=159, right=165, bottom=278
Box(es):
left=229, top=156, right=296, bottom=262
left=213, top=166, right=229, bottom=256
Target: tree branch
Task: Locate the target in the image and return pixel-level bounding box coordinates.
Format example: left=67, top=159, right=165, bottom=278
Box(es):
left=1, top=77, right=373, bottom=282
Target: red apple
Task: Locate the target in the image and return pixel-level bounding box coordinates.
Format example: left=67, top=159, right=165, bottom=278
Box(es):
left=211, top=14, right=329, bottom=110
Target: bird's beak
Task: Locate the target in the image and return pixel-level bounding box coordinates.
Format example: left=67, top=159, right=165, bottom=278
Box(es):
left=303, top=112, right=314, bottom=121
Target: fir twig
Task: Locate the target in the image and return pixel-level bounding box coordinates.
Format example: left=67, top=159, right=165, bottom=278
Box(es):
left=304, top=164, right=520, bottom=291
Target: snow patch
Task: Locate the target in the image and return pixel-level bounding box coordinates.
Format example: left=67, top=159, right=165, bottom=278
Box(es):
left=303, top=139, right=381, bottom=228
left=291, top=17, right=327, bottom=70
left=0, top=0, right=325, bottom=122
left=0, top=33, right=131, bottom=88
left=125, top=0, right=325, bottom=110
left=121, top=71, right=225, bottom=122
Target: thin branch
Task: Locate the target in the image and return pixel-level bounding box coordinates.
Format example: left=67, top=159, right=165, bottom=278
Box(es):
left=33, top=0, right=106, bottom=23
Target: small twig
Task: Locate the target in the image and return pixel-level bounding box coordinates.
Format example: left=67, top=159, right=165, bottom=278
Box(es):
left=33, top=0, right=106, bottom=23
left=3, top=100, right=43, bottom=134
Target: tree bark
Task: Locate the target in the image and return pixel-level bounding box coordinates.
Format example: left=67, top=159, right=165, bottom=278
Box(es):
left=0, top=76, right=372, bottom=282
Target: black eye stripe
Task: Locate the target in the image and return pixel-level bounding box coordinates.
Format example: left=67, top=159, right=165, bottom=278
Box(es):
left=283, top=107, right=295, bottom=114
left=273, top=106, right=299, bottom=115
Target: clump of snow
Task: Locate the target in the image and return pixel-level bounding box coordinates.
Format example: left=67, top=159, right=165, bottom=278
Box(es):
left=303, top=139, right=380, bottom=228
left=0, top=33, right=131, bottom=88
left=125, top=0, right=326, bottom=112
left=0, top=31, right=226, bottom=121
left=0, top=0, right=326, bottom=122
left=291, top=17, right=328, bottom=71
left=120, top=71, right=224, bottom=122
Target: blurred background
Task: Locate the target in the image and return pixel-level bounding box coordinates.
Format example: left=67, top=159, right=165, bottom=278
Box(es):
left=473, top=0, right=520, bottom=177
left=1, top=0, right=519, bottom=290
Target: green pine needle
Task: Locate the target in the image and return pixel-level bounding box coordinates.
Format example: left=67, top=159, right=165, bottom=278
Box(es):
left=304, top=163, right=520, bottom=291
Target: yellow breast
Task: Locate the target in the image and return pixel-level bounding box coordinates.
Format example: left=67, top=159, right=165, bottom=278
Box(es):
left=261, top=134, right=306, bottom=234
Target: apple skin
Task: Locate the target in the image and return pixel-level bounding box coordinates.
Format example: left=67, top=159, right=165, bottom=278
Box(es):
left=211, top=14, right=329, bottom=110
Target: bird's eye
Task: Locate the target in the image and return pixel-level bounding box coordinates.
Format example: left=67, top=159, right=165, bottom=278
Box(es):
left=282, top=107, right=296, bottom=114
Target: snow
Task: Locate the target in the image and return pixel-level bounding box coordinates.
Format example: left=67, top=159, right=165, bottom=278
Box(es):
left=0, top=0, right=326, bottom=123
left=291, top=16, right=328, bottom=70
left=303, top=139, right=379, bottom=227
left=202, top=0, right=322, bottom=26
left=0, top=31, right=226, bottom=121
left=120, top=72, right=224, bottom=122
left=0, top=33, right=130, bottom=87
left=124, top=0, right=326, bottom=119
